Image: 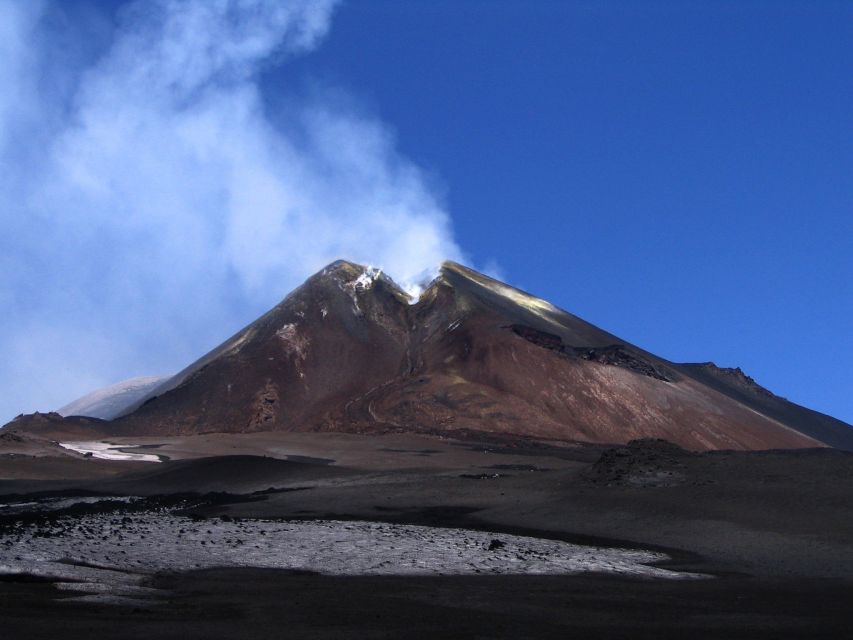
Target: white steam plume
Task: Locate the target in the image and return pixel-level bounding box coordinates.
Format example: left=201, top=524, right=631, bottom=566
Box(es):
left=0, top=0, right=462, bottom=421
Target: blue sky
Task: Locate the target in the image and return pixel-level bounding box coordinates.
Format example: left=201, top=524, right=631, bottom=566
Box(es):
left=1, top=0, right=851, bottom=426
left=284, top=0, right=852, bottom=423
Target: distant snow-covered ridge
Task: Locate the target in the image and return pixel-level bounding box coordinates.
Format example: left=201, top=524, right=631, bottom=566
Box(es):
left=58, top=376, right=169, bottom=420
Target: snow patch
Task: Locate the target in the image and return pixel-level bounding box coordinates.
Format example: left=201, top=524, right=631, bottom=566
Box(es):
left=276, top=322, right=310, bottom=362
left=353, top=266, right=382, bottom=290
left=58, top=442, right=161, bottom=463
left=343, top=266, right=382, bottom=314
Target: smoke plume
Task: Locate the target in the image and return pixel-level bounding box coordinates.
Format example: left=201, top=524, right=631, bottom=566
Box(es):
left=0, top=0, right=462, bottom=420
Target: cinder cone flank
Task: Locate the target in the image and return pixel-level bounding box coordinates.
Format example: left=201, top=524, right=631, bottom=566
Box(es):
left=7, top=260, right=853, bottom=451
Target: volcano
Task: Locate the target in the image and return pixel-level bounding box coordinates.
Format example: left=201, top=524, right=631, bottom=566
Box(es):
left=8, top=260, right=853, bottom=450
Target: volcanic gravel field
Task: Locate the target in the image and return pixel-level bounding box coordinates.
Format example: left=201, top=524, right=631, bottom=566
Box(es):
left=1, top=434, right=851, bottom=638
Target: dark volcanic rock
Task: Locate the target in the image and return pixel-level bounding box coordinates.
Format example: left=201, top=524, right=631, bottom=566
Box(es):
left=686, top=362, right=774, bottom=397
left=587, top=439, right=695, bottom=487
left=509, top=324, right=670, bottom=381
left=508, top=324, right=564, bottom=351
left=3, top=412, right=106, bottom=441
left=571, top=345, right=670, bottom=381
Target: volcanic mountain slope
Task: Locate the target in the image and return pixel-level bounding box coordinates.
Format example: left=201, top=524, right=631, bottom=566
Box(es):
left=679, top=362, right=853, bottom=451
left=8, top=260, right=853, bottom=451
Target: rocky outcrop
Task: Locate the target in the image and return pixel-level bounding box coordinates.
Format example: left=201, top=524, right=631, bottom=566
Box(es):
left=248, top=381, right=280, bottom=430
left=587, top=439, right=694, bottom=487
left=686, top=362, right=774, bottom=397
left=508, top=324, right=670, bottom=381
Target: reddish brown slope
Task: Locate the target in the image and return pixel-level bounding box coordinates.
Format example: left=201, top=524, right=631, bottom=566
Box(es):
left=115, top=261, right=413, bottom=436
left=332, top=263, right=824, bottom=450
left=6, top=260, right=850, bottom=450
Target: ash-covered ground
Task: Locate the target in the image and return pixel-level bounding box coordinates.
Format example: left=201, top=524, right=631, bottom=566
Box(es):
left=1, top=433, right=852, bottom=638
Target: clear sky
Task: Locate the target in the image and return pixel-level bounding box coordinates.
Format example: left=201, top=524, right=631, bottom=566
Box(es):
left=1, top=1, right=851, bottom=426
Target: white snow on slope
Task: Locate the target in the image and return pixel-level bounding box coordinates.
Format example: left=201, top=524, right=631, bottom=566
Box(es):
left=353, top=266, right=382, bottom=290
left=58, top=376, right=169, bottom=420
